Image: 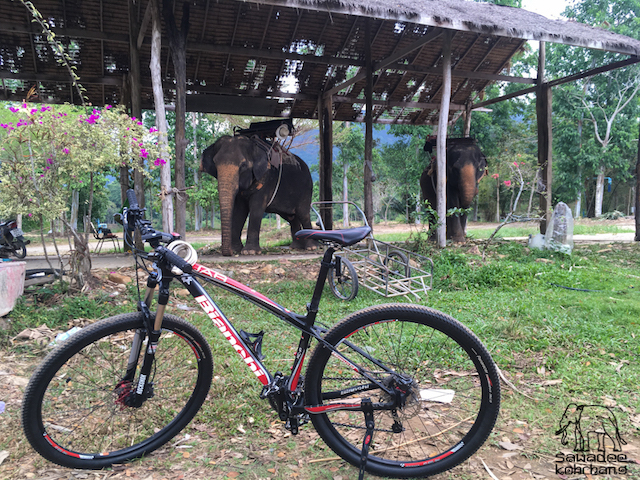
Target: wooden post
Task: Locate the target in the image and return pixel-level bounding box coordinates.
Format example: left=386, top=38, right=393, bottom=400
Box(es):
left=364, top=18, right=374, bottom=227
left=164, top=0, right=190, bottom=239
left=536, top=42, right=553, bottom=234
left=318, top=94, right=333, bottom=230
left=150, top=0, right=173, bottom=233
left=436, top=31, right=453, bottom=248
left=129, top=0, right=145, bottom=213
left=463, top=101, right=472, bottom=137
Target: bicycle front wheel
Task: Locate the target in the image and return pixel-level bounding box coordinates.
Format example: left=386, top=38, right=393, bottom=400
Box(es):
left=305, top=304, right=500, bottom=478
left=22, top=312, right=213, bottom=469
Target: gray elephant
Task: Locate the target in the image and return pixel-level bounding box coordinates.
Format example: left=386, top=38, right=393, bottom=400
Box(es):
left=556, top=403, right=627, bottom=452
left=200, top=135, right=314, bottom=256
left=420, top=137, right=487, bottom=242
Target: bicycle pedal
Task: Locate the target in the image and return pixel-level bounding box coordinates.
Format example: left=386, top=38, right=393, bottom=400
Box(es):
left=239, top=329, right=265, bottom=360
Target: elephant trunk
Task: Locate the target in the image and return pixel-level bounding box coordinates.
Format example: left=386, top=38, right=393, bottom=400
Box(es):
left=458, top=163, right=480, bottom=208
left=217, top=165, right=240, bottom=256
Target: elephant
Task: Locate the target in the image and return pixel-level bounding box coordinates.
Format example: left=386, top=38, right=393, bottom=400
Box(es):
left=420, top=137, right=488, bottom=242
left=200, top=134, right=314, bottom=256
left=556, top=403, right=627, bottom=452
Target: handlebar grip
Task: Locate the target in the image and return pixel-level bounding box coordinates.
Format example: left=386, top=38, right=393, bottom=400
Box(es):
left=158, top=246, right=193, bottom=274
left=126, top=189, right=139, bottom=209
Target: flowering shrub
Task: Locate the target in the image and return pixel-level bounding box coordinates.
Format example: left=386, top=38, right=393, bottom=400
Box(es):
left=0, top=103, right=164, bottom=221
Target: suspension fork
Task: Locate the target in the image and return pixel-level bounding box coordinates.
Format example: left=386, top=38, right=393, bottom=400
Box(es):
left=121, top=273, right=172, bottom=405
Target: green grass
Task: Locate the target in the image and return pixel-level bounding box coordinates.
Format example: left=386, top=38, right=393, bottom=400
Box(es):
left=467, top=223, right=635, bottom=239
left=3, top=239, right=640, bottom=478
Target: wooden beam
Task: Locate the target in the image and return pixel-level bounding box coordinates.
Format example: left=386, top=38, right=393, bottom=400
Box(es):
left=547, top=56, right=640, bottom=88
left=474, top=56, right=640, bottom=109
left=324, top=29, right=443, bottom=98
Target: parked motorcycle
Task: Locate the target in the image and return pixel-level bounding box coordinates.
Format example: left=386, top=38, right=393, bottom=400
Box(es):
left=0, top=219, right=30, bottom=259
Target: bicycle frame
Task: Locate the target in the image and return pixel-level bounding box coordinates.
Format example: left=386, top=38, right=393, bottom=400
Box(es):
left=137, top=246, right=400, bottom=417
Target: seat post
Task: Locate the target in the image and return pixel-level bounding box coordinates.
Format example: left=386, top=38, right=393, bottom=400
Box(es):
left=306, top=246, right=336, bottom=319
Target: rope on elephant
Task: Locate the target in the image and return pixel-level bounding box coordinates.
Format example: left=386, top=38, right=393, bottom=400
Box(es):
left=266, top=158, right=283, bottom=208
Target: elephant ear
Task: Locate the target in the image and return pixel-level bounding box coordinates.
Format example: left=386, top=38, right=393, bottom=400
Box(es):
left=251, top=145, right=270, bottom=181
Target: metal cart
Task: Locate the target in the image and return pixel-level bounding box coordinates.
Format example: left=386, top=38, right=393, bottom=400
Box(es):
left=312, top=202, right=433, bottom=300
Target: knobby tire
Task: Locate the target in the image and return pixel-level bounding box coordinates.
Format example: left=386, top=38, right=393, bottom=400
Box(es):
left=22, top=312, right=213, bottom=469
left=305, top=304, right=500, bottom=478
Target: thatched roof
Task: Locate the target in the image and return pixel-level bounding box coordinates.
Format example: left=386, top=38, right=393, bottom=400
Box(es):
left=1, top=0, right=639, bottom=124
left=274, top=0, right=640, bottom=56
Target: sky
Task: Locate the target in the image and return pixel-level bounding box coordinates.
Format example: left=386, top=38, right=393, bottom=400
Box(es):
left=521, top=0, right=570, bottom=20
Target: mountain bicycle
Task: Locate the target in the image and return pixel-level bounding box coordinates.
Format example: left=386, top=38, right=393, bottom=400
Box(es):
left=22, top=190, right=500, bottom=479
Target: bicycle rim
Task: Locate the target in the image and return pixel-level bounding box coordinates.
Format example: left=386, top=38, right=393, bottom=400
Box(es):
left=306, top=304, right=500, bottom=478
left=22, top=313, right=213, bottom=469
left=328, top=256, right=358, bottom=301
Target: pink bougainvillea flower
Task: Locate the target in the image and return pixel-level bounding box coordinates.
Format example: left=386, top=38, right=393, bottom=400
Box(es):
left=140, top=148, right=149, bottom=159
left=105, top=105, right=112, bottom=109
left=149, top=127, right=158, bottom=133
left=154, top=158, right=166, bottom=166
left=63, top=148, right=70, bottom=154
left=9, top=106, right=20, bottom=113
left=513, top=161, right=518, bottom=166
left=504, top=180, right=512, bottom=187
left=491, top=173, right=499, bottom=179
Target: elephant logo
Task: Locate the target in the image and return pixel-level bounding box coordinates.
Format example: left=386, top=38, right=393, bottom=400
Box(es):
left=556, top=403, right=627, bottom=452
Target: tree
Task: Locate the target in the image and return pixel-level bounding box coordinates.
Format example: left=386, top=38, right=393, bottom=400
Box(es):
left=0, top=103, right=161, bottom=288
left=547, top=0, right=640, bottom=217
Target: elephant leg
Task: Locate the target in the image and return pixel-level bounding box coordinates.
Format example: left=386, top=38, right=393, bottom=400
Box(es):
left=232, top=197, right=249, bottom=253
left=243, top=206, right=265, bottom=255
left=447, top=214, right=467, bottom=243
left=602, top=423, right=623, bottom=451
left=289, top=211, right=316, bottom=250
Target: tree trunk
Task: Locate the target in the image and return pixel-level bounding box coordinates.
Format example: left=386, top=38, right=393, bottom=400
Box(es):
left=496, top=178, right=500, bottom=223
left=343, top=159, right=349, bottom=228
left=635, top=121, right=640, bottom=241
left=163, top=0, right=189, bottom=239
left=595, top=165, right=605, bottom=217
left=150, top=0, right=173, bottom=233
left=70, top=189, right=79, bottom=230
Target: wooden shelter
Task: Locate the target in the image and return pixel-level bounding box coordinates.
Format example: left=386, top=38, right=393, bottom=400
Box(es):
left=2, top=0, right=640, bottom=242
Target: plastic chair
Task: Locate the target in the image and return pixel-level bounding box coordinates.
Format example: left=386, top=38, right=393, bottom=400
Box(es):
left=89, top=221, right=121, bottom=254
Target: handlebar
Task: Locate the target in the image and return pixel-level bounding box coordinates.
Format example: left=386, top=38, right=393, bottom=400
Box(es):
left=124, top=189, right=193, bottom=274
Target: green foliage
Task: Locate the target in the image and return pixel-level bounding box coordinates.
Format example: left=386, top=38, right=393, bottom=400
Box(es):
left=546, top=0, right=640, bottom=215
left=0, top=104, right=162, bottom=221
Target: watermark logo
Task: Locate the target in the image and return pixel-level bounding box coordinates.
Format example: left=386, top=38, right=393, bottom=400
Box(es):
left=555, top=403, right=628, bottom=476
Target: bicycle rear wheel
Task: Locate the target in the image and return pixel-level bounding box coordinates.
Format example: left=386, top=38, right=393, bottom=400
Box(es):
left=305, top=304, right=500, bottom=478
left=22, top=312, right=213, bottom=469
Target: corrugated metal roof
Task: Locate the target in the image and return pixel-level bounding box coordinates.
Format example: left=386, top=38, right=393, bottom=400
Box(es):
left=1, top=0, right=638, bottom=124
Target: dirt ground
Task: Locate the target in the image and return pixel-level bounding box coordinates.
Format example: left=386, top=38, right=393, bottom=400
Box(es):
left=2, top=217, right=639, bottom=480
